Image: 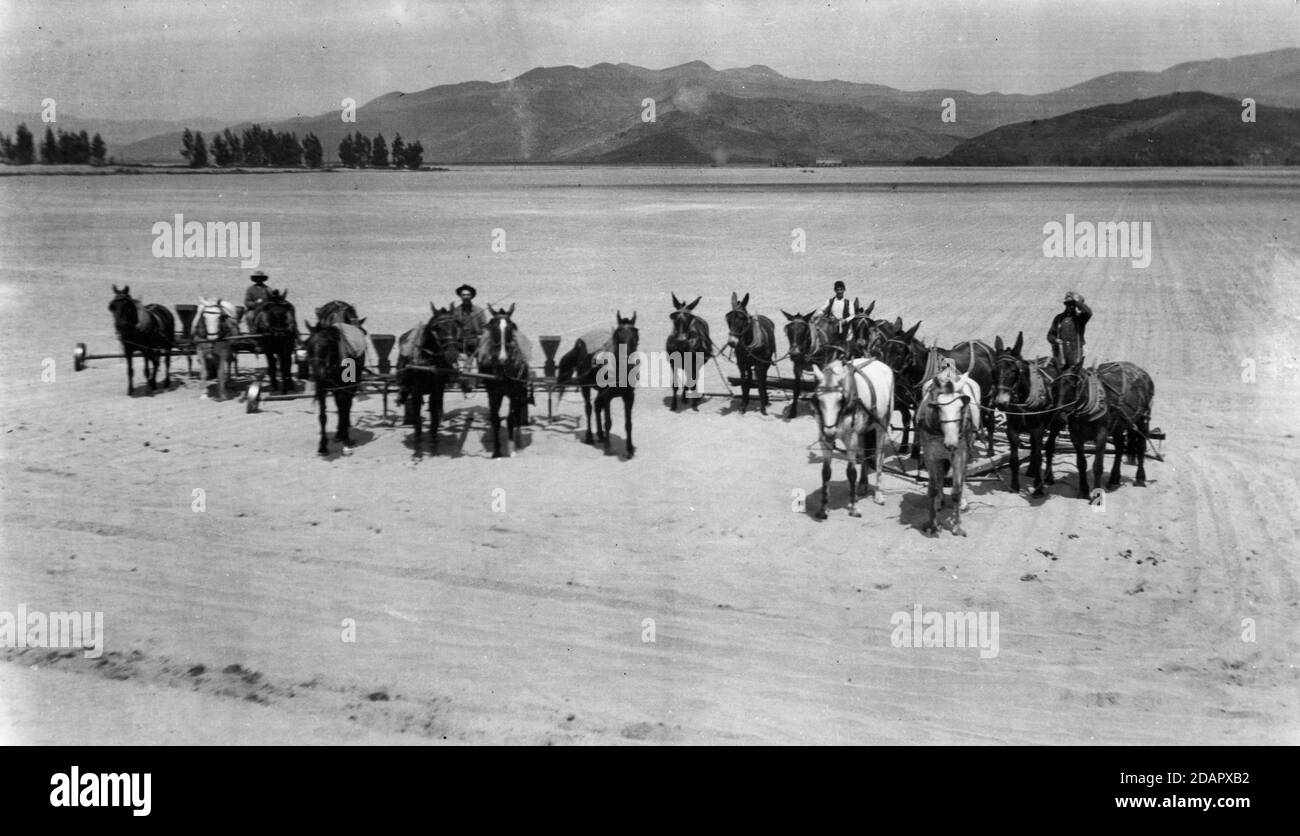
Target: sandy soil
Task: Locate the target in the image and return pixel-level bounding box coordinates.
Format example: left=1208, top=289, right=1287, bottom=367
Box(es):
left=1, top=169, right=1297, bottom=745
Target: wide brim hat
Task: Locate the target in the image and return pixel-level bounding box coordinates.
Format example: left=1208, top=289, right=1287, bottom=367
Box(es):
left=250, top=270, right=269, bottom=282
left=455, top=284, right=477, bottom=299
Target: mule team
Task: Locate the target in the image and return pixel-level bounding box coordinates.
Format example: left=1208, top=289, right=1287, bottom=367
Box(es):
left=107, top=282, right=1155, bottom=535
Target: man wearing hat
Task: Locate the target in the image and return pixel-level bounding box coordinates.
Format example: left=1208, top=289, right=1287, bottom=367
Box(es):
left=819, top=280, right=853, bottom=341
left=1047, top=291, right=1092, bottom=371
left=242, top=270, right=271, bottom=331
left=451, top=284, right=487, bottom=394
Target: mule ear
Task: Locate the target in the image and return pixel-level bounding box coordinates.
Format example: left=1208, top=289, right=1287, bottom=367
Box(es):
left=730, top=291, right=738, bottom=306
left=1013, top=331, right=1024, bottom=356
left=112, top=284, right=120, bottom=294
left=687, top=296, right=701, bottom=311
left=431, top=301, right=438, bottom=313
left=781, top=309, right=796, bottom=321
left=863, top=300, right=875, bottom=316
left=506, top=303, right=515, bottom=317
left=358, top=317, right=367, bottom=328
left=616, top=310, right=622, bottom=323
left=893, top=316, right=903, bottom=330
left=995, top=336, right=1005, bottom=353
left=904, top=321, right=921, bottom=341
left=486, top=304, right=497, bottom=316
left=672, top=292, right=682, bottom=309
left=740, top=293, right=749, bottom=308
left=629, top=311, right=636, bottom=325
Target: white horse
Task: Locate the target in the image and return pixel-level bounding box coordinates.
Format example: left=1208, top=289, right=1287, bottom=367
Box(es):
left=812, top=358, right=895, bottom=519
left=916, top=359, right=982, bottom=536
left=195, top=297, right=240, bottom=400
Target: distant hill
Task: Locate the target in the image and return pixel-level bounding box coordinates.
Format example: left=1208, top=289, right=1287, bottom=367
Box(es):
left=927, top=92, right=1300, bottom=166
left=115, top=48, right=1300, bottom=164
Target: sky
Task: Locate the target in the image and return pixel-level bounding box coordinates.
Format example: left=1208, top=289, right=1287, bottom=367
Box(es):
left=2, top=0, right=1298, bottom=122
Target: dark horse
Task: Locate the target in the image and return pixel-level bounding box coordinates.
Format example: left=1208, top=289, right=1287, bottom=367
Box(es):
left=844, top=299, right=883, bottom=360
left=477, top=304, right=532, bottom=458
left=556, top=332, right=603, bottom=445
left=991, top=332, right=1060, bottom=496
left=396, top=304, right=462, bottom=455
left=869, top=319, right=996, bottom=458
left=107, top=285, right=173, bottom=395
left=250, top=289, right=298, bottom=394
left=666, top=293, right=714, bottom=411
left=724, top=292, right=776, bottom=415
left=593, top=312, right=640, bottom=457
left=316, top=300, right=365, bottom=329
left=1050, top=360, right=1154, bottom=500
left=304, top=320, right=367, bottom=456
left=781, top=309, right=842, bottom=419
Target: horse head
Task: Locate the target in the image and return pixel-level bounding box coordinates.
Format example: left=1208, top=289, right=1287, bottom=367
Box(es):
left=425, top=305, right=462, bottom=366
left=924, top=366, right=974, bottom=451
left=482, top=304, right=519, bottom=366
left=725, top=293, right=753, bottom=347
left=811, top=361, right=853, bottom=439
left=992, top=332, right=1027, bottom=408
left=614, top=310, right=639, bottom=354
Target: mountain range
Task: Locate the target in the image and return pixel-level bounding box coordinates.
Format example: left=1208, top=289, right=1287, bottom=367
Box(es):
left=91, top=47, right=1300, bottom=165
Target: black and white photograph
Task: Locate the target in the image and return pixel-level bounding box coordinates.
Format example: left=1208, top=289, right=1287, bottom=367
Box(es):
left=1, top=0, right=1296, bottom=760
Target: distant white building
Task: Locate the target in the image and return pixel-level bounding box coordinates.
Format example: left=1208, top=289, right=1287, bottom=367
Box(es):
left=814, top=157, right=843, bottom=167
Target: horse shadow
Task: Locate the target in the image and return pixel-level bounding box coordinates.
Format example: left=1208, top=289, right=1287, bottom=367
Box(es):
left=317, top=428, right=377, bottom=460
left=399, top=405, right=478, bottom=459
left=661, top=393, right=708, bottom=411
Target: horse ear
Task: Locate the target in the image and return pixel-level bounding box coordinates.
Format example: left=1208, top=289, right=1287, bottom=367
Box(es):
left=864, top=300, right=875, bottom=316
left=893, top=316, right=903, bottom=330
left=630, top=311, right=636, bottom=325
left=1013, top=331, right=1024, bottom=356
left=486, top=304, right=497, bottom=316
left=616, top=310, right=622, bottom=323
left=730, top=291, right=738, bottom=306
left=430, top=301, right=437, bottom=313
left=506, top=303, right=515, bottom=317
left=112, top=284, right=120, bottom=294
left=740, top=293, right=749, bottom=308
left=904, top=321, right=921, bottom=341
left=671, top=292, right=682, bottom=309
left=687, top=296, right=701, bottom=311
left=781, top=309, right=795, bottom=321
left=995, top=336, right=1005, bottom=353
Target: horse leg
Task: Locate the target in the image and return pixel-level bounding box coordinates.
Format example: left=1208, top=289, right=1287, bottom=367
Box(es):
left=1043, top=418, right=1058, bottom=486
left=953, top=448, right=969, bottom=535
left=1108, top=425, right=1125, bottom=489
left=985, top=405, right=996, bottom=459
left=739, top=360, right=751, bottom=413
left=582, top=386, right=595, bottom=444
left=785, top=362, right=801, bottom=420
left=431, top=381, right=446, bottom=455
left=488, top=387, right=505, bottom=458
left=924, top=454, right=941, bottom=536
left=758, top=361, right=770, bottom=415
left=1006, top=418, right=1022, bottom=492
left=817, top=453, right=831, bottom=520
left=669, top=359, right=679, bottom=412
left=124, top=348, right=134, bottom=395
left=1134, top=420, right=1148, bottom=487
left=1071, top=421, right=1090, bottom=498
left=599, top=391, right=614, bottom=452
left=317, top=393, right=329, bottom=455
left=846, top=457, right=860, bottom=518
left=623, top=391, right=635, bottom=458
left=1028, top=423, right=1046, bottom=497
left=871, top=423, right=886, bottom=505
left=337, top=391, right=355, bottom=447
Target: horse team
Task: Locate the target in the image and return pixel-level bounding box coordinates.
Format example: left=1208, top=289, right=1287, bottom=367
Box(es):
left=107, top=286, right=1156, bottom=535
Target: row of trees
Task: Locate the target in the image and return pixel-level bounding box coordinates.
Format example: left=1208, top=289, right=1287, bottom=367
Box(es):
left=181, top=125, right=323, bottom=169
left=338, top=131, right=424, bottom=169
left=178, top=125, right=424, bottom=169
left=0, top=124, right=106, bottom=165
